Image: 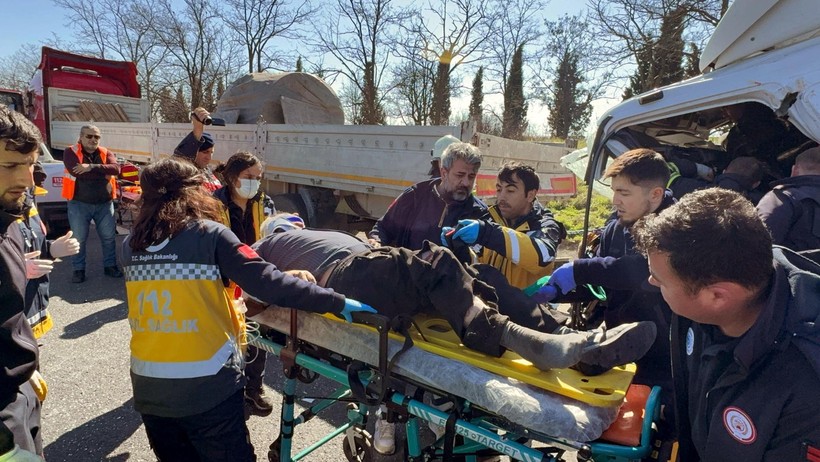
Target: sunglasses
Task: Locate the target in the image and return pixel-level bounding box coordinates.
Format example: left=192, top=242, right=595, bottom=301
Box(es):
left=84, top=134, right=101, bottom=140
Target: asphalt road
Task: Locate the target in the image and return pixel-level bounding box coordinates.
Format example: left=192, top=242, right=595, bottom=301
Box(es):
left=38, top=229, right=431, bottom=462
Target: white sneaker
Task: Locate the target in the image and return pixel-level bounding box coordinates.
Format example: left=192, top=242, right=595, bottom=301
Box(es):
left=373, top=414, right=396, bottom=455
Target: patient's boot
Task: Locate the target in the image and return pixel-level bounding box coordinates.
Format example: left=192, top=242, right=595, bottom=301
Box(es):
left=499, top=321, right=656, bottom=372
left=576, top=322, right=657, bottom=376
left=499, top=322, right=589, bottom=370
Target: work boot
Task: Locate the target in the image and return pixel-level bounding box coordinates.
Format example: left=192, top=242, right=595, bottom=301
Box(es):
left=576, top=322, right=657, bottom=375
left=104, top=266, right=123, bottom=278
left=244, top=387, right=274, bottom=414
left=373, top=412, right=396, bottom=455
left=71, top=270, right=85, bottom=283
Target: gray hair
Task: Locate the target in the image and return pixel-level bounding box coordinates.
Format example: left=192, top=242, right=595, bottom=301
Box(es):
left=440, top=142, right=482, bottom=170
left=80, top=124, right=100, bottom=134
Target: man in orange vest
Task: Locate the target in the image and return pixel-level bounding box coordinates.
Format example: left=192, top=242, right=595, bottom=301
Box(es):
left=62, top=125, right=122, bottom=283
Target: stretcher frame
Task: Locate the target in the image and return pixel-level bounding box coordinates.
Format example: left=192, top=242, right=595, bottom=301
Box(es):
left=250, top=309, right=662, bottom=462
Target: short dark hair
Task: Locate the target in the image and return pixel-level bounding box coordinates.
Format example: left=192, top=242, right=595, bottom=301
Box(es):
left=604, top=148, right=670, bottom=189
left=220, top=151, right=262, bottom=188
left=497, top=161, right=539, bottom=194
left=0, top=106, right=41, bottom=154
left=633, top=188, right=773, bottom=293
left=724, top=156, right=763, bottom=184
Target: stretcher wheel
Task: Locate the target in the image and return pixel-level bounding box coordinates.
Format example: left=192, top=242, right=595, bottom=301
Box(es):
left=342, top=432, right=373, bottom=462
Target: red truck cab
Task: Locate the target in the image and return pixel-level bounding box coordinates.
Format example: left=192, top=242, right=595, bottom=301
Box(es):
left=27, top=47, right=141, bottom=152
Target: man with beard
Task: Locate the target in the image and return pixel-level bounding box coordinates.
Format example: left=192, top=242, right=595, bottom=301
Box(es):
left=441, top=161, right=566, bottom=289
left=368, top=142, right=488, bottom=250
left=535, top=149, right=677, bottom=440
left=0, top=106, right=46, bottom=461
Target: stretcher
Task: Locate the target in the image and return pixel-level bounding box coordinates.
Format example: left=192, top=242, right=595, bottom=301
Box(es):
left=250, top=307, right=663, bottom=462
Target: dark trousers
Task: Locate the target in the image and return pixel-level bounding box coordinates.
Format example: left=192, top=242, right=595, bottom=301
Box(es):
left=244, top=345, right=266, bottom=391
left=0, top=382, right=41, bottom=455
left=141, top=389, right=255, bottom=462
left=326, top=242, right=563, bottom=357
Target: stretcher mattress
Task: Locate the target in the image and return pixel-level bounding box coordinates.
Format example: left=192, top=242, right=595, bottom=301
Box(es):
left=252, top=308, right=623, bottom=442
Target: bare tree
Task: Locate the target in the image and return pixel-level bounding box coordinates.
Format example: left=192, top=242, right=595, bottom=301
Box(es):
left=387, top=32, right=438, bottom=125
left=52, top=0, right=170, bottom=118
left=312, top=0, right=410, bottom=124
left=150, top=0, right=231, bottom=110
left=588, top=0, right=725, bottom=82
left=0, top=44, right=43, bottom=93
left=412, top=0, right=497, bottom=125
left=222, top=0, right=317, bottom=73
left=484, top=0, right=545, bottom=98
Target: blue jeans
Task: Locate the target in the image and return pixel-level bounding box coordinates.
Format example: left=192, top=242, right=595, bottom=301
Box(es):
left=67, top=200, right=118, bottom=271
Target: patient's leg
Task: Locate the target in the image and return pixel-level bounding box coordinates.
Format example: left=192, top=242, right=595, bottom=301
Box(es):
left=470, top=263, right=568, bottom=332
left=499, top=310, right=657, bottom=371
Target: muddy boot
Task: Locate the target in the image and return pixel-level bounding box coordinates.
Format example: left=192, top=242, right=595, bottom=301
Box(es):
left=576, top=322, right=657, bottom=376
left=499, top=322, right=589, bottom=370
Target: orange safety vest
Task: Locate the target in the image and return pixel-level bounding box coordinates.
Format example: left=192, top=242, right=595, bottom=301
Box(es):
left=61, top=144, right=118, bottom=200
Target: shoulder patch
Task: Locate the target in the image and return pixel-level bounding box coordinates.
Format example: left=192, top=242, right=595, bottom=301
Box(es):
left=723, top=406, right=757, bottom=444
left=804, top=442, right=820, bottom=462
left=238, top=244, right=259, bottom=260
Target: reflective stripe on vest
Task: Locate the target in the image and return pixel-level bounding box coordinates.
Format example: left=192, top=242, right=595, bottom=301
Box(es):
left=61, top=144, right=118, bottom=200
left=125, top=262, right=244, bottom=379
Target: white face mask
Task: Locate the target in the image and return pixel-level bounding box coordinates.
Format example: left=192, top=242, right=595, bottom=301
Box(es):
left=235, top=179, right=260, bottom=199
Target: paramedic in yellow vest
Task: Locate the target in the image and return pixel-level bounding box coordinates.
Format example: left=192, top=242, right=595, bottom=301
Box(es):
left=212, top=151, right=276, bottom=415
left=122, top=157, right=375, bottom=461
left=62, top=125, right=122, bottom=283
left=443, top=161, right=566, bottom=288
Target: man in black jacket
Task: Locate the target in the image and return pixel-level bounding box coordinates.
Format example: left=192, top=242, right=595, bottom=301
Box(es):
left=368, top=141, right=487, bottom=250
left=0, top=106, right=45, bottom=460
left=634, top=188, right=820, bottom=461
left=536, top=149, right=675, bottom=389
left=756, top=146, right=820, bottom=251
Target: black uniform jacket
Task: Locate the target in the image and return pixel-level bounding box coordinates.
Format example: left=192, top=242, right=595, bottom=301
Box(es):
left=673, top=247, right=820, bottom=461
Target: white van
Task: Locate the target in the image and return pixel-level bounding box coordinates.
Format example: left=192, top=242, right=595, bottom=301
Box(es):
left=581, top=0, right=820, bottom=208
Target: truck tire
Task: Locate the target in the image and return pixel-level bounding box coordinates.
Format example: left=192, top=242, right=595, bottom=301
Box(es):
left=272, top=193, right=310, bottom=226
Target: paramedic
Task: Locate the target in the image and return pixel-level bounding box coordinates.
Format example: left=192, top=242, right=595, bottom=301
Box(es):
left=634, top=188, right=820, bottom=461
left=756, top=146, right=820, bottom=251
left=442, top=161, right=566, bottom=289
left=0, top=106, right=45, bottom=461
left=213, top=151, right=276, bottom=415
left=122, top=158, right=375, bottom=461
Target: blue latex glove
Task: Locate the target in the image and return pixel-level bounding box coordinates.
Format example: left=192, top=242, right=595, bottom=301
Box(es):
left=548, top=262, right=577, bottom=294
left=440, top=226, right=455, bottom=246
left=340, top=298, right=378, bottom=323
left=451, top=219, right=480, bottom=245
left=531, top=284, right=558, bottom=303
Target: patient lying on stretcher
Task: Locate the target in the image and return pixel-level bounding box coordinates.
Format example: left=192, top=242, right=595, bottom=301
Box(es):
left=246, top=214, right=656, bottom=373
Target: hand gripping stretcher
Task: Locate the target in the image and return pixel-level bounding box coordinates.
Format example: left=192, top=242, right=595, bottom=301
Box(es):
left=249, top=307, right=663, bottom=462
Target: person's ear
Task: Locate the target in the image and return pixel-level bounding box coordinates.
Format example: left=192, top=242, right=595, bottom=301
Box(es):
left=526, top=189, right=537, bottom=203
left=439, top=166, right=448, bottom=179
left=651, top=186, right=665, bottom=202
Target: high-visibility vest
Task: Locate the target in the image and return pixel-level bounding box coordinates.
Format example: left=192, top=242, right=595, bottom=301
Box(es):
left=61, top=144, right=118, bottom=200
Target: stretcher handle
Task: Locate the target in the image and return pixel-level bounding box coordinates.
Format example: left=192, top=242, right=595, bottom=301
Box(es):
left=350, top=311, right=390, bottom=331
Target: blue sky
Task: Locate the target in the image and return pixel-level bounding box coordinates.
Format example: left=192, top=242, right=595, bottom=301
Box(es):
left=1, top=0, right=586, bottom=57
left=2, top=0, right=614, bottom=134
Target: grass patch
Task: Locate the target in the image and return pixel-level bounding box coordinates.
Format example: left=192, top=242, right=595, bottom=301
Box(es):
left=546, top=183, right=612, bottom=244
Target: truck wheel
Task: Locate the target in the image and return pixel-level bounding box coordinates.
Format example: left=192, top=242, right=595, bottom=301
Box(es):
left=272, top=194, right=310, bottom=226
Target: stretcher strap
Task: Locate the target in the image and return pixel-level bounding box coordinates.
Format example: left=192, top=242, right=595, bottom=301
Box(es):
left=346, top=314, right=416, bottom=406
